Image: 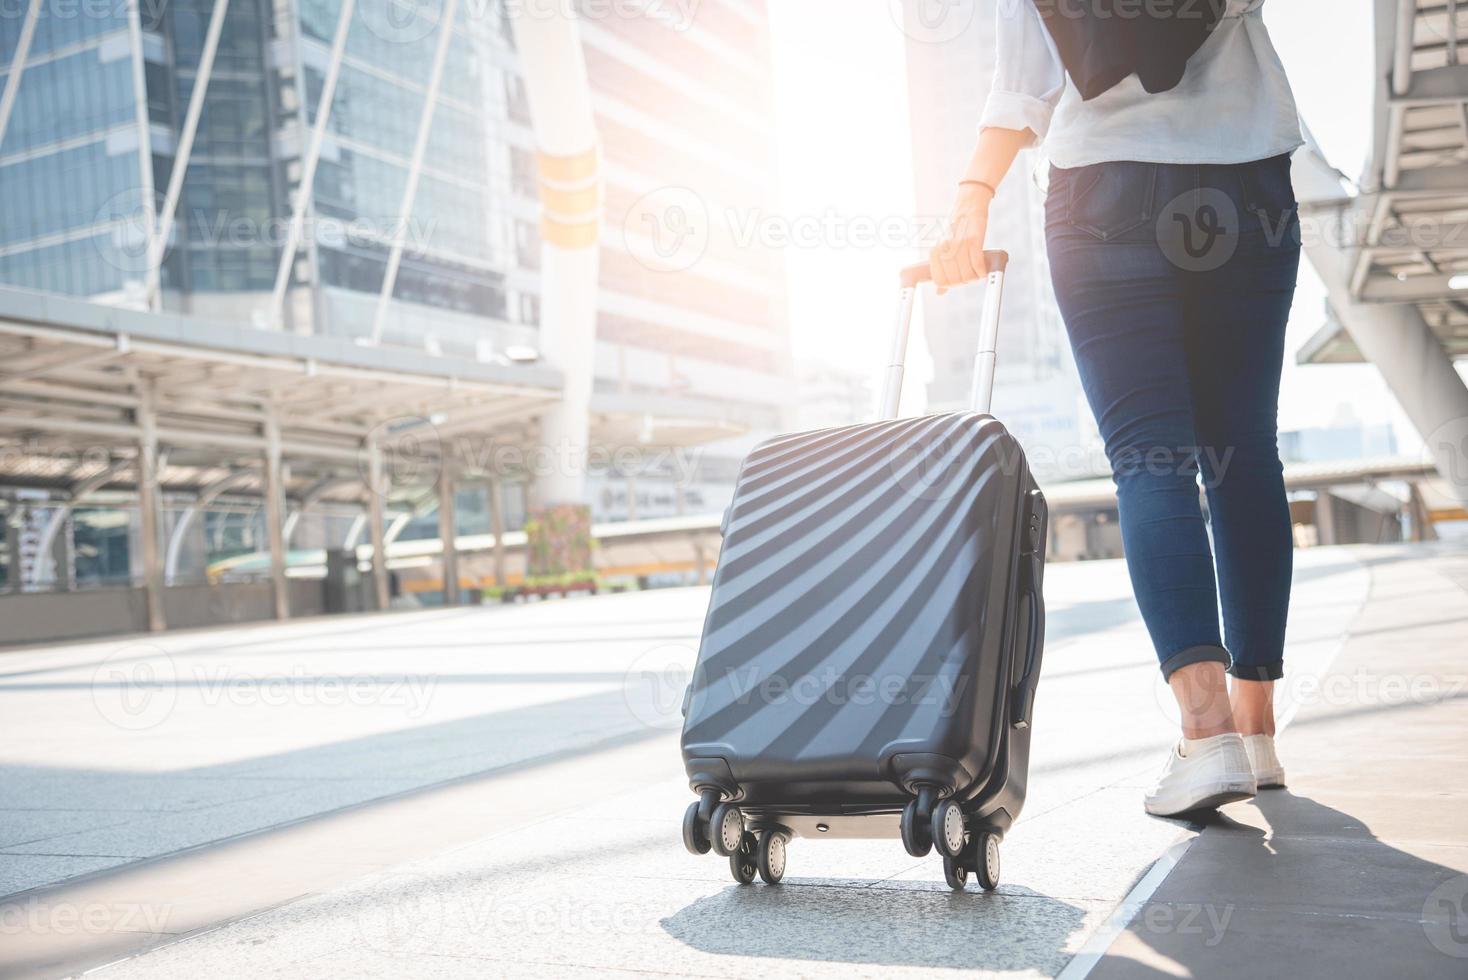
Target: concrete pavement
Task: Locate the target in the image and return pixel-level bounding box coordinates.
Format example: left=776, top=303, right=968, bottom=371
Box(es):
left=0, top=544, right=1462, bottom=978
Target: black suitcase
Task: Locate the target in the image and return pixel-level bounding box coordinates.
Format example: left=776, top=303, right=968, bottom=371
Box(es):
left=679, top=251, right=1048, bottom=891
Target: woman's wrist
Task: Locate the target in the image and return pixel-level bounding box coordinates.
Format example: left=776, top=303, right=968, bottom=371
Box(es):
left=958, top=178, right=998, bottom=200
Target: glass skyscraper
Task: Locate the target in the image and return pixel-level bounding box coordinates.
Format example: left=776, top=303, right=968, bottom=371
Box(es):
left=0, top=0, right=792, bottom=518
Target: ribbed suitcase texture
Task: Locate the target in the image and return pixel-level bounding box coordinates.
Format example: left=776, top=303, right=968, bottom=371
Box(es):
left=681, top=410, right=1047, bottom=833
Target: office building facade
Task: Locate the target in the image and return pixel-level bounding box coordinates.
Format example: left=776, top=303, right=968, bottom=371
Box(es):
left=0, top=0, right=792, bottom=521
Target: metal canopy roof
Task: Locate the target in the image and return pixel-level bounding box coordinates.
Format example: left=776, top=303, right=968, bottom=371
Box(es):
left=0, top=287, right=565, bottom=505
left=1308, top=0, right=1468, bottom=363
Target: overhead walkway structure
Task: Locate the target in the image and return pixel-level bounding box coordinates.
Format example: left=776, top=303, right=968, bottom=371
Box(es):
left=1296, top=1, right=1468, bottom=507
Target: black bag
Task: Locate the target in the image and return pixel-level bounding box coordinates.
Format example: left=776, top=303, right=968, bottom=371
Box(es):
left=679, top=252, right=1048, bottom=892
left=1031, top=0, right=1226, bottom=100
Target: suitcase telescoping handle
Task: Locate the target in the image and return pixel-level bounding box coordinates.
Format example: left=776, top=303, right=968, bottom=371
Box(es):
left=879, top=250, right=1010, bottom=420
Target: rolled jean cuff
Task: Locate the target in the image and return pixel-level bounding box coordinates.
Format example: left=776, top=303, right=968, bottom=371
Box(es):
left=1159, top=644, right=1232, bottom=681
left=1228, top=661, right=1284, bottom=682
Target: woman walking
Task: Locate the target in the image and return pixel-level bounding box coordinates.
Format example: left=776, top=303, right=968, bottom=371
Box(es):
left=932, top=0, right=1301, bottom=816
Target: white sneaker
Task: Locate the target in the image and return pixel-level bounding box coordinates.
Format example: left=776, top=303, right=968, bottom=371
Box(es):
left=1243, top=734, right=1286, bottom=789
left=1144, top=733, right=1257, bottom=817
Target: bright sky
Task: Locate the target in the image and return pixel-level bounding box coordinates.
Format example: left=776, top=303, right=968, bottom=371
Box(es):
left=766, top=0, right=1422, bottom=450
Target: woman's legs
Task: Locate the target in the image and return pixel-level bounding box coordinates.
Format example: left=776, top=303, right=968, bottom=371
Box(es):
left=1183, top=159, right=1302, bottom=734
left=1046, top=157, right=1299, bottom=762
left=1045, top=221, right=1230, bottom=684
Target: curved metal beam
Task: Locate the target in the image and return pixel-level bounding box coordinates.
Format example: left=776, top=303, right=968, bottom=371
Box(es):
left=164, top=469, right=257, bottom=584
left=28, top=458, right=133, bottom=587
left=283, top=475, right=353, bottom=546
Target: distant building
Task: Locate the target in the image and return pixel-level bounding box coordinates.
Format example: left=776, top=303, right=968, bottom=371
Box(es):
left=899, top=0, right=1102, bottom=484
left=0, top=0, right=792, bottom=541
left=1280, top=417, right=1399, bottom=463
left=794, top=362, right=875, bottom=433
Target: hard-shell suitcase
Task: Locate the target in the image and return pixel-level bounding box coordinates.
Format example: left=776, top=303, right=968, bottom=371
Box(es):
left=679, top=251, right=1049, bottom=890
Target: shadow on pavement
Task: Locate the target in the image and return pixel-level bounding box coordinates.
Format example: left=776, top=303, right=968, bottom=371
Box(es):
left=1091, top=790, right=1468, bottom=979
left=661, top=881, right=1088, bottom=972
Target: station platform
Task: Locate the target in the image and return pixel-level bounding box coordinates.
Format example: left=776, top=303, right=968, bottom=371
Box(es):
left=1, top=543, right=1464, bottom=979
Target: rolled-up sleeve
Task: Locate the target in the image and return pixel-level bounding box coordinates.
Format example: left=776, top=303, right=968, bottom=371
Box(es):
left=979, top=1, right=1066, bottom=145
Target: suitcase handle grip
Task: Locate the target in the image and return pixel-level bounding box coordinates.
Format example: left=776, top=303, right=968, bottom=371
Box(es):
left=881, top=251, right=1011, bottom=420
left=898, top=250, right=1009, bottom=288
left=1012, top=491, right=1047, bottom=730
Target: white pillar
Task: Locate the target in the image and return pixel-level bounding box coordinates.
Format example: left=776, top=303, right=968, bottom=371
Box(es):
left=509, top=6, right=601, bottom=506
left=437, top=471, right=459, bottom=606
left=1300, top=203, right=1468, bottom=506
left=135, top=383, right=166, bottom=631
left=489, top=476, right=506, bottom=588
left=367, top=440, right=390, bottom=610
left=263, top=414, right=290, bottom=620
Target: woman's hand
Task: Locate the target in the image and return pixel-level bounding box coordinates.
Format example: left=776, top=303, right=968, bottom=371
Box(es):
left=931, top=181, right=995, bottom=293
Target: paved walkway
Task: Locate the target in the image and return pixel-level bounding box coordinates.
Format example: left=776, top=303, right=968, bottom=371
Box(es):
left=0, top=544, right=1462, bottom=978
left=1088, top=543, right=1468, bottom=979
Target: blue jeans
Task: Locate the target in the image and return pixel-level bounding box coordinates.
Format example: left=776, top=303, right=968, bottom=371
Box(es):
left=1044, top=155, right=1301, bottom=681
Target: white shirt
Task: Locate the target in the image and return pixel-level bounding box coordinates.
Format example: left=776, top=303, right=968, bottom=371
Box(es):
left=980, top=0, right=1303, bottom=169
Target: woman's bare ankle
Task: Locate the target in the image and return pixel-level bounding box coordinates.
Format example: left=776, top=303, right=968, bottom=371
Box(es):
left=1168, top=662, right=1238, bottom=739
left=1229, top=679, right=1276, bottom=736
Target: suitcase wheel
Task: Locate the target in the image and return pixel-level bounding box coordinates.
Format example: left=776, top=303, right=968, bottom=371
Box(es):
left=972, top=831, right=1001, bottom=892
left=729, top=831, right=758, bottom=885
left=942, top=852, right=968, bottom=890
left=682, top=801, right=711, bottom=856
left=756, top=831, right=787, bottom=885
left=932, top=799, right=967, bottom=859
left=900, top=796, right=934, bottom=858
left=709, top=802, right=744, bottom=857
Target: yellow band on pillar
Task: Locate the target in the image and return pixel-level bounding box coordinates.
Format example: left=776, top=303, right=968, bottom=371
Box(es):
left=540, top=214, right=600, bottom=249
left=537, top=181, right=601, bottom=215
left=537, top=146, right=600, bottom=185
